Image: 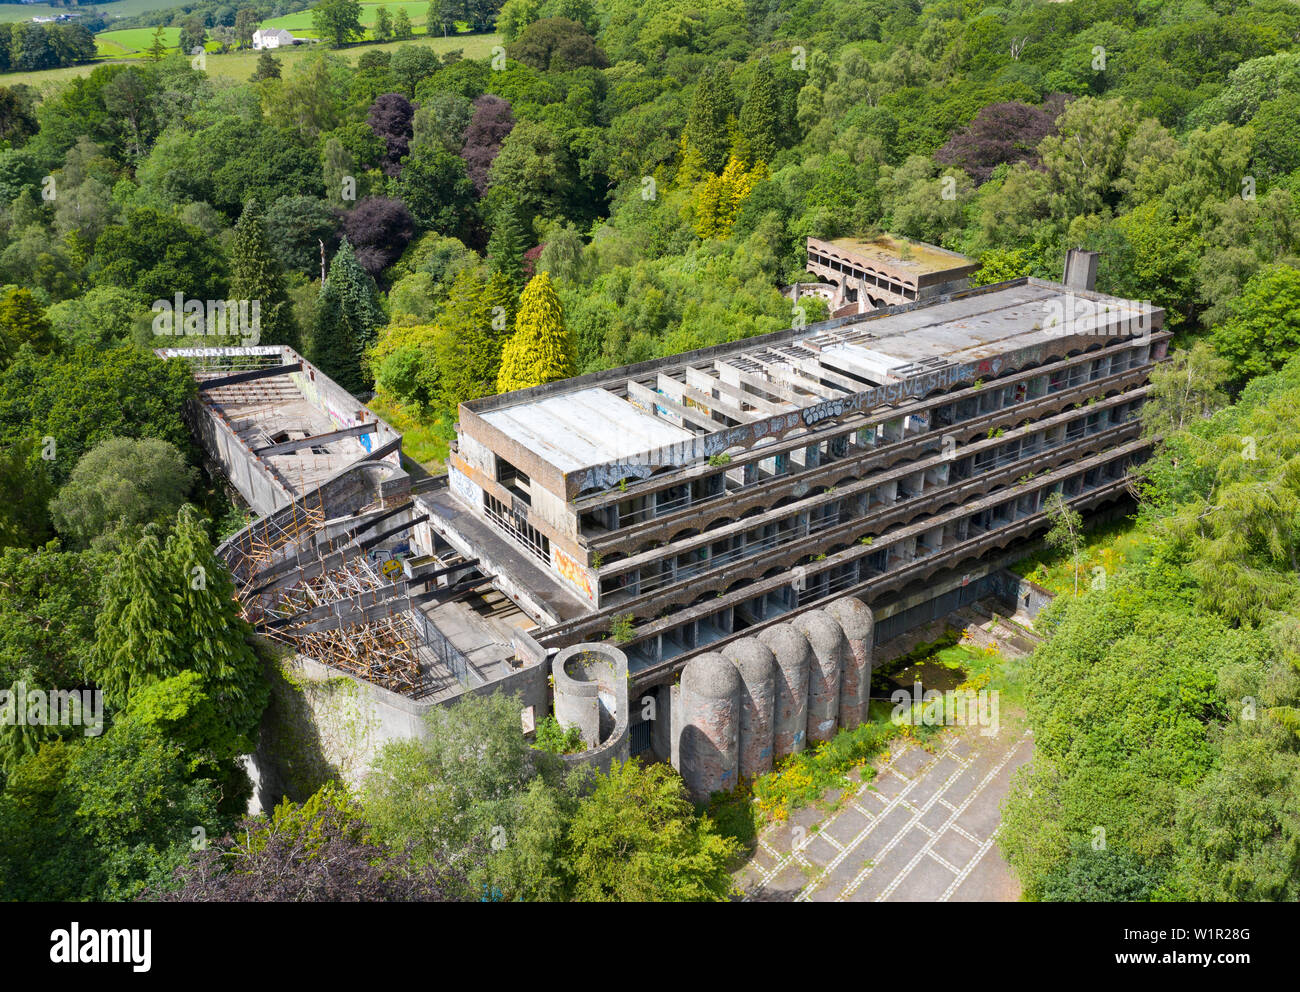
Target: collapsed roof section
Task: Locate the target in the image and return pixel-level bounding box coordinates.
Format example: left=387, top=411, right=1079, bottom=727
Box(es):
left=156, top=346, right=402, bottom=516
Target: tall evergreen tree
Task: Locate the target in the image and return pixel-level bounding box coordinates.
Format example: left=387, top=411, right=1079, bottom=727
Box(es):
left=433, top=268, right=516, bottom=407
left=89, top=505, right=267, bottom=753
left=684, top=66, right=731, bottom=174
left=310, top=238, right=385, bottom=393
left=496, top=272, right=573, bottom=392
left=229, top=200, right=299, bottom=349
left=739, top=57, right=780, bottom=165
left=487, top=205, right=526, bottom=294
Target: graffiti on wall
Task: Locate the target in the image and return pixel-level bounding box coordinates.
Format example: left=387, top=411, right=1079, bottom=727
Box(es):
left=555, top=548, right=595, bottom=603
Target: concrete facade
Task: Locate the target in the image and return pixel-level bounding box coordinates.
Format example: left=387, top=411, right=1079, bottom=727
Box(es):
left=423, top=255, right=1166, bottom=728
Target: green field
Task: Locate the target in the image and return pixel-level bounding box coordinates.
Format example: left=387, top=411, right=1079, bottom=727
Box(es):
left=95, top=26, right=180, bottom=52
left=1, top=30, right=500, bottom=90
left=0, top=0, right=176, bottom=22
left=262, top=1, right=448, bottom=38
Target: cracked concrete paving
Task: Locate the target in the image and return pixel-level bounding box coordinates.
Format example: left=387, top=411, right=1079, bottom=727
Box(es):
left=735, top=721, right=1034, bottom=902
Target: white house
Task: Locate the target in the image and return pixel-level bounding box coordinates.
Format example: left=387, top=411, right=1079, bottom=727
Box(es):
left=252, top=28, right=297, bottom=49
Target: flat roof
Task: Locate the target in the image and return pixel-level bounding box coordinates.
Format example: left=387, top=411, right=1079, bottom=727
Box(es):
left=481, top=385, right=696, bottom=472
left=817, top=282, right=1152, bottom=374
left=465, top=278, right=1162, bottom=486
left=824, top=235, right=974, bottom=278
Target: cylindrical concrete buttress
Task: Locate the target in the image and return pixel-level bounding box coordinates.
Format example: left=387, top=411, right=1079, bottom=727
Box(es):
left=552, top=648, right=601, bottom=747
left=722, top=638, right=777, bottom=778
left=757, top=622, right=810, bottom=759
left=678, top=652, right=741, bottom=801
left=826, top=597, right=875, bottom=731
left=792, top=610, right=845, bottom=744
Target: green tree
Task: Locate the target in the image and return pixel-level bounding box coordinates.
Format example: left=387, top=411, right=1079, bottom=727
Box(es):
left=738, top=57, right=780, bottom=164
left=432, top=268, right=516, bottom=406
left=147, top=25, right=167, bottom=61
left=373, top=5, right=394, bottom=42
left=309, top=238, right=385, bottom=393
left=363, top=691, right=562, bottom=898
left=1141, top=340, right=1229, bottom=438
left=312, top=0, right=365, bottom=48
left=562, top=759, right=740, bottom=901
left=486, top=205, right=526, bottom=291
left=1212, top=264, right=1300, bottom=388
left=683, top=65, right=731, bottom=175
left=49, top=437, right=195, bottom=549
left=91, top=207, right=227, bottom=304
left=393, top=7, right=414, bottom=39
left=250, top=50, right=282, bottom=82
left=0, top=287, right=56, bottom=369
left=496, top=271, right=573, bottom=392
left=427, top=0, right=458, bottom=37
left=229, top=199, right=300, bottom=349
left=0, top=347, right=196, bottom=489
left=178, top=16, right=207, bottom=56
left=88, top=505, right=268, bottom=758
left=1043, top=491, right=1085, bottom=595
left=234, top=9, right=259, bottom=49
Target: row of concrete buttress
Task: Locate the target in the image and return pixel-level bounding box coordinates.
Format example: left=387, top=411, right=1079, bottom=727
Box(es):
left=675, top=597, right=874, bottom=802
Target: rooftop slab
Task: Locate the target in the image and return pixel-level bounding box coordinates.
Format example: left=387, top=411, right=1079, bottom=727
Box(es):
left=481, top=385, right=696, bottom=472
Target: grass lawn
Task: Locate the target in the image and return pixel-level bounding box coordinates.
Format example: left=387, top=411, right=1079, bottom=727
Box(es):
left=1, top=30, right=500, bottom=89
left=364, top=389, right=454, bottom=475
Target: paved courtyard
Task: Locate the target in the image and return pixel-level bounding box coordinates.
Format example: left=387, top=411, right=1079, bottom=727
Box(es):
left=735, top=722, right=1035, bottom=902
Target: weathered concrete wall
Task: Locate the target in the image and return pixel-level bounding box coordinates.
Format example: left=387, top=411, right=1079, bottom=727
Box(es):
left=678, top=652, right=740, bottom=801
left=554, top=643, right=630, bottom=776
left=826, top=597, right=874, bottom=730
left=249, top=642, right=549, bottom=811
left=792, top=610, right=845, bottom=745
left=669, top=599, right=875, bottom=791
left=722, top=639, right=776, bottom=779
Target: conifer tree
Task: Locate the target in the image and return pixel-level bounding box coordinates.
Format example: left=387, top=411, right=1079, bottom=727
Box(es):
left=310, top=238, right=385, bottom=393
left=739, top=57, right=780, bottom=165
left=0, top=287, right=56, bottom=368
left=487, top=206, right=526, bottom=294
left=229, top=199, right=299, bottom=349
left=684, top=66, right=731, bottom=174
left=496, top=271, right=574, bottom=393
left=89, top=506, right=266, bottom=754
left=433, top=268, right=516, bottom=407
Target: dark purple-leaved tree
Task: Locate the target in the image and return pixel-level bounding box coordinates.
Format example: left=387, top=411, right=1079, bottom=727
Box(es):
left=935, top=100, right=1063, bottom=183
left=460, top=94, right=515, bottom=197
left=148, top=790, right=478, bottom=902
left=343, top=196, right=416, bottom=277
left=367, top=92, right=416, bottom=177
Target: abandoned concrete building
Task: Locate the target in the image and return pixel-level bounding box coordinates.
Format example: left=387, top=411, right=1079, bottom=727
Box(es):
left=162, top=243, right=1168, bottom=797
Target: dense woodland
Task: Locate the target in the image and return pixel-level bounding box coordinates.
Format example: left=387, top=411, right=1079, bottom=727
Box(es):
left=1, top=0, right=1300, bottom=900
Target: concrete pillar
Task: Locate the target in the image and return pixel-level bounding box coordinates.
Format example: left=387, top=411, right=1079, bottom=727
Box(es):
left=677, top=652, right=741, bottom=801
left=758, top=623, right=811, bottom=759
left=722, top=639, right=777, bottom=778
left=792, top=610, right=845, bottom=745
left=826, top=597, right=874, bottom=731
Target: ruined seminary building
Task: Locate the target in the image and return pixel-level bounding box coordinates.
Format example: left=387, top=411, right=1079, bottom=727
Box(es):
left=160, top=238, right=1167, bottom=798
